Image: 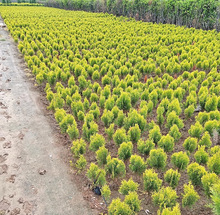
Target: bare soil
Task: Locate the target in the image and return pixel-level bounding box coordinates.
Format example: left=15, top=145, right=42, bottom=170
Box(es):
left=0, top=18, right=99, bottom=215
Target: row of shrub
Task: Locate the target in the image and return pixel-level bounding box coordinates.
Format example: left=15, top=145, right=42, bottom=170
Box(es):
left=1, top=7, right=220, bottom=214
left=46, top=0, right=220, bottom=30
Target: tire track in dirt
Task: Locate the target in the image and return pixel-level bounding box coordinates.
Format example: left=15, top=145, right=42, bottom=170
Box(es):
left=0, top=18, right=96, bottom=215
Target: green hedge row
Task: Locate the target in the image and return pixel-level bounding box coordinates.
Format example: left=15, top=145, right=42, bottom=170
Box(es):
left=45, top=0, right=220, bottom=30
left=0, top=2, right=43, bottom=5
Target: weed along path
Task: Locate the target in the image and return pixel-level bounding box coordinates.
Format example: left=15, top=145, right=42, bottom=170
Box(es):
left=0, top=18, right=96, bottom=215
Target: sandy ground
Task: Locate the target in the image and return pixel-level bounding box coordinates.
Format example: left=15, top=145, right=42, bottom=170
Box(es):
left=0, top=18, right=97, bottom=215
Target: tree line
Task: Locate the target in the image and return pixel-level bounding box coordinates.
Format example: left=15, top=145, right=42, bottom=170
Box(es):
left=45, top=0, right=220, bottom=30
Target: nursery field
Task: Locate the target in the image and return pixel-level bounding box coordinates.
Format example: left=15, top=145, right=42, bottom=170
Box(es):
left=0, top=6, right=220, bottom=215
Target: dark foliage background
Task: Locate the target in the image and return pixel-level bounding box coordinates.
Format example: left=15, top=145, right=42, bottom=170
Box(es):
left=45, top=0, right=220, bottom=30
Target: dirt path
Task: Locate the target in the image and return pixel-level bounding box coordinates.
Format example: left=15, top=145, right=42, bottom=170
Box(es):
left=0, top=18, right=96, bottom=215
